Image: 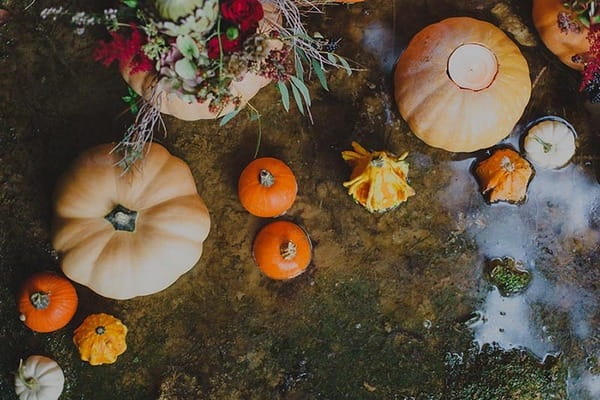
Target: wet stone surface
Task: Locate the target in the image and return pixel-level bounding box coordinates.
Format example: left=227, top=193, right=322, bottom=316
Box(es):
left=0, top=0, right=599, bottom=399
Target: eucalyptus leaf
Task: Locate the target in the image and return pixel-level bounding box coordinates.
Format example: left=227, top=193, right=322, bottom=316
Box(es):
left=311, top=59, right=329, bottom=92
left=219, top=109, right=240, bottom=126
left=290, top=82, right=305, bottom=115
left=290, top=76, right=311, bottom=107
left=277, top=82, right=290, bottom=112
left=176, top=34, right=200, bottom=59
left=175, top=58, right=197, bottom=80
left=295, top=53, right=304, bottom=79
left=338, top=56, right=352, bottom=76
left=327, top=53, right=337, bottom=64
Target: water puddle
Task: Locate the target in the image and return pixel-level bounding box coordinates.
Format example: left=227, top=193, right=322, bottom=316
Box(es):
left=442, top=150, right=600, bottom=397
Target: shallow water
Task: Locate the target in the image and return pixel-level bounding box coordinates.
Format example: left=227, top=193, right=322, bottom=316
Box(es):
left=0, top=0, right=599, bottom=399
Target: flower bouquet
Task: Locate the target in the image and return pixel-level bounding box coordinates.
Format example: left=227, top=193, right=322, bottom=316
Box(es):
left=42, top=0, right=355, bottom=168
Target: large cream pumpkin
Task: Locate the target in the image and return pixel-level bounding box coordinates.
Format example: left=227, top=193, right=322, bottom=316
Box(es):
left=51, top=143, right=211, bottom=300
left=394, top=17, right=531, bottom=153
left=532, top=0, right=589, bottom=70
left=121, top=2, right=281, bottom=121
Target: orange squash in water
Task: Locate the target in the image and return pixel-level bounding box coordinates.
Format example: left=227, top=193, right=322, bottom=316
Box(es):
left=532, top=0, right=589, bottom=70
left=475, top=148, right=534, bottom=204
left=252, top=221, right=311, bottom=280
left=394, top=17, right=531, bottom=152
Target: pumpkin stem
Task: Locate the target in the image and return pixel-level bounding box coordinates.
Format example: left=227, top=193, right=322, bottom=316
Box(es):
left=15, top=359, right=39, bottom=391
left=370, top=156, right=385, bottom=167
left=280, top=241, right=297, bottom=260
left=447, top=43, right=498, bottom=91
left=533, top=135, right=553, bottom=153
left=30, top=291, right=50, bottom=310
left=500, top=156, right=515, bottom=172
left=95, top=326, right=106, bottom=335
left=105, top=204, right=137, bottom=232
left=258, top=169, right=275, bottom=187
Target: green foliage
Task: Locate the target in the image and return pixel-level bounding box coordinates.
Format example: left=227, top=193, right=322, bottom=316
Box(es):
left=121, top=87, right=140, bottom=115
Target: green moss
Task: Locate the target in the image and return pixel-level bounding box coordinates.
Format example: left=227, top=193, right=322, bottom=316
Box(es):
left=444, top=344, right=568, bottom=399
left=486, top=257, right=532, bottom=296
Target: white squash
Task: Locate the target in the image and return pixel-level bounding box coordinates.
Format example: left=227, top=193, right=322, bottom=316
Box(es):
left=15, top=356, right=64, bottom=400
left=523, top=118, right=576, bottom=169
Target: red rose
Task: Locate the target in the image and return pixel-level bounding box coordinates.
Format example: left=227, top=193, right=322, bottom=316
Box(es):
left=207, top=34, right=241, bottom=59
left=220, top=0, right=264, bottom=33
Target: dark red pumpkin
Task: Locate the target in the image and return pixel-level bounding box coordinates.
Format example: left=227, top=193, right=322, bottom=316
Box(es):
left=17, top=272, right=78, bottom=333
left=238, top=157, right=297, bottom=217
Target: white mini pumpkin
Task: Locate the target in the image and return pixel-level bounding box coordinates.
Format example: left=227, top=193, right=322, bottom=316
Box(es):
left=15, top=355, right=64, bottom=400
left=523, top=118, right=576, bottom=169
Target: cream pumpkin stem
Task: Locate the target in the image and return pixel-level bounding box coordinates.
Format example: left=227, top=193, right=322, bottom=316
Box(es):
left=95, top=326, right=106, bottom=335
left=104, top=204, right=138, bottom=232
left=16, top=359, right=39, bottom=391
left=30, top=291, right=50, bottom=310
left=258, top=169, right=275, bottom=187
left=533, top=135, right=553, bottom=153
left=447, top=43, right=498, bottom=90
left=280, top=241, right=297, bottom=260
left=500, top=156, right=515, bottom=172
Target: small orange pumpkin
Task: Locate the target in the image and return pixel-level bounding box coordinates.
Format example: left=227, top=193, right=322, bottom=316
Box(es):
left=252, top=221, right=311, bottom=280
left=17, top=272, right=78, bottom=333
left=532, top=0, right=589, bottom=70
left=342, top=141, right=415, bottom=213
left=238, top=157, right=298, bottom=218
left=73, top=313, right=128, bottom=366
left=475, top=148, right=534, bottom=204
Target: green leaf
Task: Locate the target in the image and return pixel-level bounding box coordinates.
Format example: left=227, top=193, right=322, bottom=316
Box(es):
left=290, top=76, right=311, bottom=107
left=130, top=103, right=139, bottom=115
left=327, top=53, right=337, bottom=64
left=338, top=56, right=352, bottom=76
left=311, top=59, right=329, bottom=92
left=175, top=58, right=196, bottom=80
left=295, top=53, right=304, bottom=79
left=290, top=82, right=305, bottom=115
left=122, top=0, right=138, bottom=8
left=219, top=109, right=240, bottom=126
left=176, top=35, right=200, bottom=59
left=277, top=81, right=290, bottom=112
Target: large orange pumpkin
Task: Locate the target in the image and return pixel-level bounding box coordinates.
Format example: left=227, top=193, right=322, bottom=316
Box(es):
left=121, top=2, right=280, bottom=121
left=51, top=143, right=211, bottom=300
left=238, top=157, right=298, bottom=218
left=252, top=221, right=311, bottom=280
left=17, top=272, right=78, bottom=333
left=532, top=0, right=589, bottom=70
left=394, top=17, right=531, bottom=152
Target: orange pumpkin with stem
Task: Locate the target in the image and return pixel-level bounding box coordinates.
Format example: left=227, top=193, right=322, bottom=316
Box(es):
left=73, top=313, right=128, bottom=366
left=475, top=148, right=534, bottom=204
left=238, top=157, right=298, bottom=217
left=17, top=272, right=78, bottom=333
left=253, top=221, right=311, bottom=280
left=532, top=0, right=590, bottom=70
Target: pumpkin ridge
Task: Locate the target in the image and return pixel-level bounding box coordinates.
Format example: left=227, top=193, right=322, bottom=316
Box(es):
left=61, top=228, right=115, bottom=278
left=125, top=155, right=195, bottom=209
left=52, top=217, right=113, bottom=252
